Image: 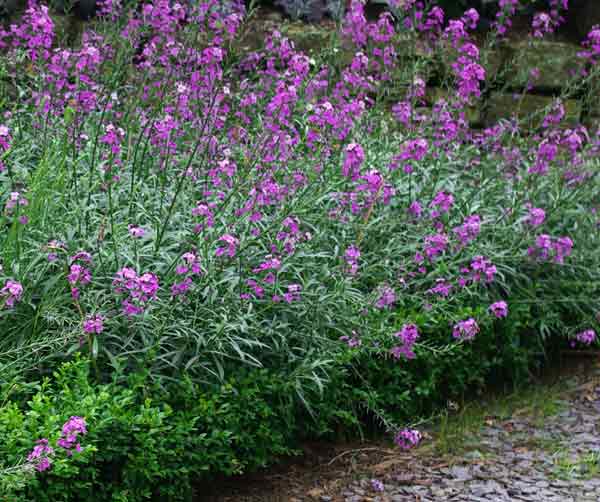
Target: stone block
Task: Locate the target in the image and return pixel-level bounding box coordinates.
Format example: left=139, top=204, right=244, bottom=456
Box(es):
left=485, top=93, right=581, bottom=129
left=504, top=40, right=582, bottom=91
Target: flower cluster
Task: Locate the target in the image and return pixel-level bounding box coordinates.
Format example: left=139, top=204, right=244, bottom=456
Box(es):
left=57, top=416, right=87, bottom=455
left=113, top=267, right=159, bottom=316
left=394, top=428, right=422, bottom=450
left=574, top=329, right=596, bottom=346
left=375, top=284, right=396, bottom=309
left=391, top=324, right=419, bottom=360
left=171, top=252, right=202, bottom=298
left=27, top=439, right=54, bottom=473
left=493, top=0, right=520, bottom=37
left=344, top=245, right=360, bottom=276
left=452, top=318, right=480, bottom=341
left=67, top=252, right=93, bottom=300
left=527, top=234, right=573, bottom=264
left=83, top=314, right=104, bottom=334
left=489, top=301, right=508, bottom=319
left=26, top=416, right=88, bottom=473
left=526, top=206, right=546, bottom=227
left=1, top=279, right=23, bottom=308
left=340, top=330, right=361, bottom=348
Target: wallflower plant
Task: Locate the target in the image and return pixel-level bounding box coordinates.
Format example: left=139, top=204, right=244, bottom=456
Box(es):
left=0, top=0, right=598, bottom=484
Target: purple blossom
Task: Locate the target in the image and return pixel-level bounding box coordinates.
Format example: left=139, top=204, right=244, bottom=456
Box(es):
left=375, top=284, right=396, bottom=309
left=493, top=0, right=520, bottom=36
left=471, top=256, right=497, bottom=283
left=5, top=191, right=28, bottom=212
left=27, top=439, right=54, bottom=472
left=579, top=26, right=600, bottom=63
left=0, top=124, right=11, bottom=151
left=408, top=200, right=422, bottom=218
left=100, top=124, right=125, bottom=155
left=371, top=479, right=384, bottom=492
left=394, top=428, right=422, bottom=450
left=527, top=234, right=573, bottom=263
left=428, top=279, right=453, bottom=297
left=83, top=314, right=104, bottom=334
left=462, top=8, right=480, bottom=30
left=340, top=331, right=361, bottom=348
left=395, top=324, right=419, bottom=346
left=424, top=233, right=449, bottom=260
left=453, top=215, right=481, bottom=247
left=1, top=279, right=23, bottom=308
left=215, top=234, right=239, bottom=258
left=128, top=225, right=146, bottom=238
left=344, top=245, right=360, bottom=275
left=391, top=323, right=420, bottom=361
left=342, top=142, right=365, bottom=180
left=113, top=267, right=159, bottom=316
left=526, top=207, right=546, bottom=227
left=394, top=138, right=428, bottom=173
left=56, top=416, right=87, bottom=455
left=489, top=301, right=508, bottom=319
left=453, top=318, right=480, bottom=341
left=575, top=329, right=596, bottom=346
left=532, top=12, right=555, bottom=38
left=430, top=191, right=454, bottom=218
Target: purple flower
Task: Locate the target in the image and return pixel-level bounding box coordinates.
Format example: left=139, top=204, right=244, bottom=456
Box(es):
left=27, top=438, right=54, bottom=472
left=1, top=279, right=23, bottom=308
left=392, top=101, right=414, bottom=126
left=340, top=331, right=361, bottom=348
left=554, top=236, right=573, bottom=264
left=371, top=479, right=385, bottom=492
left=0, top=124, right=11, bottom=151
left=462, top=8, right=480, bottom=30
left=408, top=201, right=422, bottom=218
left=453, top=215, right=481, bottom=247
left=528, top=234, right=573, bottom=263
left=424, top=233, right=448, bottom=260
left=430, top=191, right=454, bottom=218
left=575, top=329, right=596, bottom=346
left=471, top=256, right=497, bottom=283
left=100, top=123, right=125, bottom=155
left=394, top=138, right=428, bottom=173
left=57, top=416, right=87, bottom=455
left=342, top=142, right=365, bottom=180
left=215, top=234, right=239, bottom=258
left=83, top=314, right=104, bottom=334
left=394, top=428, right=422, bottom=450
left=391, top=324, right=419, bottom=361
left=395, top=324, right=419, bottom=346
left=526, top=207, right=546, bottom=227
left=113, top=268, right=159, bottom=316
left=453, top=318, right=480, bottom=341
left=5, top=191, right=28, bottom=212
left=427, top=279, right=453, bottom=297
left=344, top=245, right=360, bottom=275
left=128, top=225, right=146, bottom=238
left=489, top=301, right=508, bottom=319
left=375, top=285, right=396, bottom=309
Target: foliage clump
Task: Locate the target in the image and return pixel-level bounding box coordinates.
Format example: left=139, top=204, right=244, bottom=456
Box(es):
left=0, top=0, right=599, bottom=498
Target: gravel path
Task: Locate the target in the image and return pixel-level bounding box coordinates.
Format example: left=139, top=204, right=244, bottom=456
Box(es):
left=338, top=375, right=600, bottom=502
left=202, top=367, right=600, bottom=502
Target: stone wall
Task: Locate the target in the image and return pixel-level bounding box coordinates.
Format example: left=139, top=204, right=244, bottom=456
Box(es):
left=272, top=20, right=599, bottom=131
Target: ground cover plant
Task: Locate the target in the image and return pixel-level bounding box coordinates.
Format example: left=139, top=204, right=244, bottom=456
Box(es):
left=0, top=0, right=599, bottom=499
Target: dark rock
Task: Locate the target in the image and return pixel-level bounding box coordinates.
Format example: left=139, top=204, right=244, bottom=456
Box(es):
left=504, top=40, right=582, bottom=91
left=484, top=93, right=581, bottom=129
left=575, top=0, right=600, bottom=39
